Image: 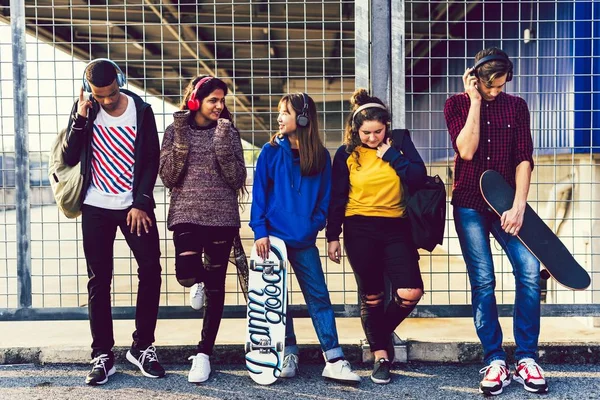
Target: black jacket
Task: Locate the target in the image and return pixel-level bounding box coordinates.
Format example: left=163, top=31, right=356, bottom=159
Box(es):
left=62, top=89, right=159, bottom=213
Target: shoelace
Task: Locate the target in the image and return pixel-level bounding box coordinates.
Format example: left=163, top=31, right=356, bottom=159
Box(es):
left=90, top=354, right=110, bottom=371
left=141, top=346, right=159, bottom=363
left=339, top=360, right=352, bottom=372
left=193, top=284, right=204, bottom=298
left=374, top=359, right=389, bottom=373
left=283, top=354, right=297, bottom=368
left=519, top=360, right=544, bottom=379
left=479, top=364, right=507, bottom=380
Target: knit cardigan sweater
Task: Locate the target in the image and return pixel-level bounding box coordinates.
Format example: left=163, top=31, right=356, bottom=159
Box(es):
left=159, top=111, right=246, bottom=229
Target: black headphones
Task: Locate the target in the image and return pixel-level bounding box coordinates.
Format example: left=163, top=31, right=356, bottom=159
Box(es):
left=296, top=92, right=310, bottom=128
left=472, top=54, right=513, bottom=82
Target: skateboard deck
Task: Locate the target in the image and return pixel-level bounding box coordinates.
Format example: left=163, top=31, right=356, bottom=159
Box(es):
left=480, top=169, right=590, bottom=290
left=245, top=235, right=288, bottom=385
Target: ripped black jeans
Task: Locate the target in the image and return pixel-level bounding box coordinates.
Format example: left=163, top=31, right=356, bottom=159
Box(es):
left=173, top=223, right=237, bottom=355
left=343, top=216, right=424, bottom=352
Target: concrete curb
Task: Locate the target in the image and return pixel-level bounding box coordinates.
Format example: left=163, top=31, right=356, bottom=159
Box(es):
left=2, top=342, right=599, bottom=366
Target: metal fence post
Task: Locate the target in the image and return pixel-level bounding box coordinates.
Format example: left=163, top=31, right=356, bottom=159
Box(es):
left=355, top=0, right=370, bottom=90
left=11, top=0, right=32, bottom=309
left=391, top=0, right=406, bottom=128
left=370, top=0, right=391, bottom=105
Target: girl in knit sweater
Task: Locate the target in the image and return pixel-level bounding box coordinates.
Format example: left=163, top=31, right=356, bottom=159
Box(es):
left=159, top=76, right=246, bottom=384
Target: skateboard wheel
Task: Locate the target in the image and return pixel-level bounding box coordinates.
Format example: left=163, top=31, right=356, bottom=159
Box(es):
left=245, top=341, right=253, bottom=353
left=276, top=342, right=283, bottom=352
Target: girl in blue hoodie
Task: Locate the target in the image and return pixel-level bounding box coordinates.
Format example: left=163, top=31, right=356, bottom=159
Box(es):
left=250, top=93, right=360, bottom=383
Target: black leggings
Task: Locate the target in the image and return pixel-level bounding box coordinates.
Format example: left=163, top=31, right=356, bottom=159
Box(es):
left=173, top=224, right=237, bottom=355
left=344, top=215, right=423, bottom=352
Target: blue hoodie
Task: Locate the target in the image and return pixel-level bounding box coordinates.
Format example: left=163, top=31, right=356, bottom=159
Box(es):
left=250, top=135, right=332, bottom=249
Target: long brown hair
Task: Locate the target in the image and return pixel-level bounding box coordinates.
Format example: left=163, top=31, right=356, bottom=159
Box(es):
left=343, top=88, right=390, bottom=165
left=270, top=93, right=326, bottom=176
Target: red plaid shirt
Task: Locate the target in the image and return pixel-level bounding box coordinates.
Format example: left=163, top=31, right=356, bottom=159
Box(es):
left=444, top=91, right=534, bottom=212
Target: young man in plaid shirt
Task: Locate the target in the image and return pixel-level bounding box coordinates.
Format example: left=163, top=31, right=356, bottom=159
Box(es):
left=444, top=47, right=548, bottom=396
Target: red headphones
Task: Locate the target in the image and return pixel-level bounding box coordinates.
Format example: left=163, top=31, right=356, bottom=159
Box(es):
left=187, top=77, right=213, bottom=111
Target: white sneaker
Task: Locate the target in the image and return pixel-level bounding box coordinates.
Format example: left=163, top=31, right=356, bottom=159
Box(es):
left=322, top=360, right=361, bottom=383
left=188, top=353, right=211, bottom=383
left=479, top=360, right=511, bottom=396
left=190, top=282, right=205, bottom=310
left=514, top=358, right=548, bottom=394
left=279, top=354, right=299, bottom=378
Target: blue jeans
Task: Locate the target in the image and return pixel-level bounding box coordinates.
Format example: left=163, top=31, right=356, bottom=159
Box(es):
left=284, top=245, right=344, bottom=361
left=454, top=207, right=541, bottom=364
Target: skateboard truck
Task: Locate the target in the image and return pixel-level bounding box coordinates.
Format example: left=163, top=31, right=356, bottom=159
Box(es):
left=245, top=339, right=284, bottom=354
left=263, top=264, right=274, bottom=275
left=250, top=260, right=282, bottom=275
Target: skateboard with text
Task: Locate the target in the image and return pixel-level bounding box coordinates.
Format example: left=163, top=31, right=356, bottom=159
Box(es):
left=245, top=235, right=288, bottom=385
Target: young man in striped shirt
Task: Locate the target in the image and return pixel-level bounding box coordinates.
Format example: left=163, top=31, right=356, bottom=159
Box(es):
left=444, top=48, right=548, bottom=396
left=63, top=59, right=165, bottom=385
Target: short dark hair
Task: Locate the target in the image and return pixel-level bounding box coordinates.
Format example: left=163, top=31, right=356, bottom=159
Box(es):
left=86, top=60, right=118, bottom=88
left=474, top=47, right=511, bottom=86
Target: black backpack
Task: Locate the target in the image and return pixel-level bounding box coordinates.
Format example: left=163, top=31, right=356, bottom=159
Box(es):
left=392, top=129, right=446, bottom=252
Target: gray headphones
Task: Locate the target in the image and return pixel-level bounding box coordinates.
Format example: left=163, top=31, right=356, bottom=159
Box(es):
left=82, top=58, right=126, bottom=92
left=296, top=93, right=310, bottom=127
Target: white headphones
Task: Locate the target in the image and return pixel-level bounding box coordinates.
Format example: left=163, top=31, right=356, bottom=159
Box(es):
left=352, top=103, right=388, bottom=125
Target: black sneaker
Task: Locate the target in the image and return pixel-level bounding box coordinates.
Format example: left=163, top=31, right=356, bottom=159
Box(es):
left=126, top=345, right=166, bottom=378
left=85, top=354, right=116, bottom=385
left=371, top=358, right=391, bottom=384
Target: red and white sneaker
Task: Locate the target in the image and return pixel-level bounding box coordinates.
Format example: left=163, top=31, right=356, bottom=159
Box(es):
left=514, top=358, right=548, bottom=394
left=479, top=360, right=511, bottom=396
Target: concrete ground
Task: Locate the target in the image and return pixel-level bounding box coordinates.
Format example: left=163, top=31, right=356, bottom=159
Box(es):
left=1, top=317, right=599, bottom=365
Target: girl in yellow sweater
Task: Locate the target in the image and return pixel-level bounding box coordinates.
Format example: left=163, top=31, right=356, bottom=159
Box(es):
left=326, top=89, right=426, bottom=384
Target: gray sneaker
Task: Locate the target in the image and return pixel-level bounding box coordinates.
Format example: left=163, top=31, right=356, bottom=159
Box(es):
left=371, top=358, right=391, bottom=384
left=279, top=354, right=299, bottom=378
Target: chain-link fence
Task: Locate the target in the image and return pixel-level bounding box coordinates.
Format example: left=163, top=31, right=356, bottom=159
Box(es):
left=0, top=0, right=598, bottom=320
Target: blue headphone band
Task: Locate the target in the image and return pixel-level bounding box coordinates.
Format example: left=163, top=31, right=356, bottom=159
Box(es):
left=472, top=54, right=513, bottom=82
left=82, top=58, right=127, bottom=92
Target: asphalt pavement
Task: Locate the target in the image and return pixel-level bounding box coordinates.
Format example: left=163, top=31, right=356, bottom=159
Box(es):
left=1, top=362, right=599, bottom=400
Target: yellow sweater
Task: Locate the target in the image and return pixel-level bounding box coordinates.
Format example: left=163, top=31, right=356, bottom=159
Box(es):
left=345, top=146, right=405, bottom=218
